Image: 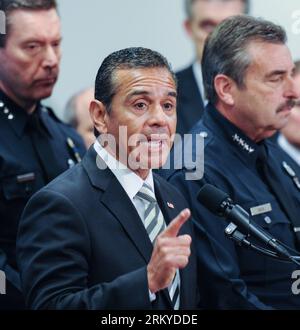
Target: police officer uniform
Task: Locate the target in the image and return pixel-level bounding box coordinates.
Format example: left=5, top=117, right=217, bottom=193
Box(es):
left=0, top=90, right=86, bottom=309
left=165, top=103, right=300, bottom=309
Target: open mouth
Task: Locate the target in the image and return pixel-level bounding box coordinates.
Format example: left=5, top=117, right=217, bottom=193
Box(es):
left=139, top=135, right=169, bottom=151
left=140, top=140, right=164, bottom=150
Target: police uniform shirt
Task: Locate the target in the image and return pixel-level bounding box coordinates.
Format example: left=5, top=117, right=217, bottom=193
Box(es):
left=166, top=103, right=300, bottom=309
left=278, top=133, right=300, bottom=167
left=0, top=89, right=86, bottom=273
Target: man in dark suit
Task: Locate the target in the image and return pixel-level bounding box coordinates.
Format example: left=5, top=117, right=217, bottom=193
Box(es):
left=16, top=47, right=198, bottom=310
left=176, top=0, right=249, bottom=136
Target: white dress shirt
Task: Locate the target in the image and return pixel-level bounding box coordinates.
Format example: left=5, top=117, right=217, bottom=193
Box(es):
left=192, top=61, right=208, bottom=106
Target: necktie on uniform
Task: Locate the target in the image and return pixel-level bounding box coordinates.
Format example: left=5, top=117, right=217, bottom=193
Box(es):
left=136, top=183, right=180, bottom=309
left=256, top=144, right=300, bottom=245
left=27, top=110, right=62, bottom=183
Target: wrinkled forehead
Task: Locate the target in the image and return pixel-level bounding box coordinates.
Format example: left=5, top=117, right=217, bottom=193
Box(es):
left=190, top=0, right=246, bottom=19
left=112, top=67, right=177, bottom=94
left=245, top=41, right=293, bottom=74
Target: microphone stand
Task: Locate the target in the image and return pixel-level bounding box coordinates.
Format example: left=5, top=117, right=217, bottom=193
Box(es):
left=224, top=223, right=300, bottom=266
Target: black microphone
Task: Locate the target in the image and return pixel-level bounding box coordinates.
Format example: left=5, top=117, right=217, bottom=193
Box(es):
left=197, top=184, right=291, bottom=258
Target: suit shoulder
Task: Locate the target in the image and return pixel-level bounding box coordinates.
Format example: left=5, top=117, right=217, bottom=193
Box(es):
left=40, top=162, right=88, bottom=200
left=175, top=65, right=193, bottom=79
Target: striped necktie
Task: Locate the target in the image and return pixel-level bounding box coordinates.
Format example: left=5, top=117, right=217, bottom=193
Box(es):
left=136, top=183, right=180, bottom=310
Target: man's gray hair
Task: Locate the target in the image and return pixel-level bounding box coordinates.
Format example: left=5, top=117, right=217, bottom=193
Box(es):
left=184, top=0, right=250, bottom=19
left=202, top=15, right=287, bottom=105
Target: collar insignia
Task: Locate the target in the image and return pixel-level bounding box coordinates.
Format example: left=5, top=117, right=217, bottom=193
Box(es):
left=0, top=100, right=14, bottom=120
left=232, top=134, right=255, bottom=154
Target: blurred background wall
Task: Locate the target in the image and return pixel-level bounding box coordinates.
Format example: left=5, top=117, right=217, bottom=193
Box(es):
left=46, top=0, right=300, bottom=117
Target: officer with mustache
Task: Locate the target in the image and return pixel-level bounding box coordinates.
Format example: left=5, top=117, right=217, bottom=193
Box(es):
left=165, top=16, right=300, bottom=309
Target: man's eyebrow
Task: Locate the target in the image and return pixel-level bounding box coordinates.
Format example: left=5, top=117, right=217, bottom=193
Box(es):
left=265, top=70, right=287, bottom=78
left=126, top=90, right=177, bottom=98
left=21, top=36, right=62, bottom=45
left=168, top=91, right=177, bottom=98
left=127, top=90, right=150, bottom=98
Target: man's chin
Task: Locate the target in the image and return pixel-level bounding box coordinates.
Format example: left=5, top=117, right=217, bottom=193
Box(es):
left=33, top=89, right=55, bottom=101
left=276, top=116, right=291, bottom=130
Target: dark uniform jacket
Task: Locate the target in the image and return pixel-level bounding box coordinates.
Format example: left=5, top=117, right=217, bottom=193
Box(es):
left=164, top=103, right=300, bottom=309
left=0, top=90, right=86, bottom=309
left=16, top=147, right=199, bottom=310
left=176, top=65, right=205, bottom=137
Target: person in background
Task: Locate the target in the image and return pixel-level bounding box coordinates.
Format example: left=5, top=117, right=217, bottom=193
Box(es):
left=0, top=0, right=86, bottom=309
left=176, top=0, right=249, bottom=136
left=64, top=87, right=95, bottom=149
left=278, top=60, right=300, bottom=166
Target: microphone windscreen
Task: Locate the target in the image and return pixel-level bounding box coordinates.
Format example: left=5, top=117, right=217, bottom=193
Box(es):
left=197, top=184, right=229, bottom=214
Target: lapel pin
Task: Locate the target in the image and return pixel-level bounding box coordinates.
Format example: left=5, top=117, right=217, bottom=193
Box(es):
left=167, top=202, right=174, bottom=209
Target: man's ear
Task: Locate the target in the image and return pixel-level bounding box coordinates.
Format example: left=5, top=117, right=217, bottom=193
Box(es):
left=184, top=19, right=193, bottom=37
left=214, top=74, right=235, bottom=106
left=89, top=100, right=109, bottom=134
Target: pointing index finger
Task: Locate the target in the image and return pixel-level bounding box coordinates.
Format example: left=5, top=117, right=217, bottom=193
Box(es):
left=162, top=208, right=191, bottom=238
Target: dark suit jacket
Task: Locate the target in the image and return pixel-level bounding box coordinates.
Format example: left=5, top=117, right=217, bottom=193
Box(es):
left=16, top=147, right=198, bottom=310
left=176, top=65, right=205, bottom=137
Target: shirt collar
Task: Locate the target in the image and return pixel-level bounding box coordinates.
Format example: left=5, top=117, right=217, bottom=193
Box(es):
left=192, top=61, right=208, bottom=106
left=93, top=139, right=154, bottom=200
left=204, top=103, right=266, bottom=167
left=0, top=89, right=52, bottom=138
